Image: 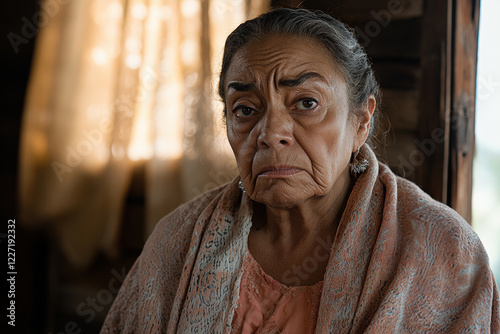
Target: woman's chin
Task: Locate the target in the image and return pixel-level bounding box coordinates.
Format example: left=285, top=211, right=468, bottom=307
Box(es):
left=251, top=184, right=314, bottom=209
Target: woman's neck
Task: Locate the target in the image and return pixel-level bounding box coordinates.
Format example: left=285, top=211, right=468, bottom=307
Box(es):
left=251, top=172, right=354, bottom=250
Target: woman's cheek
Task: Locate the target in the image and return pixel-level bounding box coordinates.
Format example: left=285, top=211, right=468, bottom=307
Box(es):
left=234, top=143, right=254, bottom=177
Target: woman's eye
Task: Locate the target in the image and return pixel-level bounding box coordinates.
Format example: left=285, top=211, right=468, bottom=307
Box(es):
left=233, top=106, right=255, bottom=117
left=296, top=98, right=318, bottom=110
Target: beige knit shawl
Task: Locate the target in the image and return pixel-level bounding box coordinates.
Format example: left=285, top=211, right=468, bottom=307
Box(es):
left=101, top=145, right=500, bottom=333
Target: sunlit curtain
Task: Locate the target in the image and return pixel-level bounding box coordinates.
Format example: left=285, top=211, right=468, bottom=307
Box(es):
left=19, top=0, right=269, bottom=268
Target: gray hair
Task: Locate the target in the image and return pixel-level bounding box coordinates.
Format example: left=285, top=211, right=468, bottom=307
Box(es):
left=218, top=8, right=381, bottom=140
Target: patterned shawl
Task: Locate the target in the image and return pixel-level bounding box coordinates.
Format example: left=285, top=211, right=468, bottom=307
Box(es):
left=101, top=145, right=499, bottom=333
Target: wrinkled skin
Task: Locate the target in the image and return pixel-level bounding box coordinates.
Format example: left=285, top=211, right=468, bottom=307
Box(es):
left=224, top=34, right=375, bottom=285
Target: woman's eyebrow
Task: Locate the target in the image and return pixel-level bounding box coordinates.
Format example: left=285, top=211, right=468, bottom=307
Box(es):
left=227, top=82, right=255, bottom=92
left=227, top=72, right=325, bottom=92
left=278, top=72, right=324, bottom=87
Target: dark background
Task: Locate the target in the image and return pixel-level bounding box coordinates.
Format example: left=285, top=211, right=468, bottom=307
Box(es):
left=1, top=1, right=48, bottom=333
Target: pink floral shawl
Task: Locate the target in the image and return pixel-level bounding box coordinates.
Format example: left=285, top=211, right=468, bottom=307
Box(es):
left=101, top=145, right=499, bottom=333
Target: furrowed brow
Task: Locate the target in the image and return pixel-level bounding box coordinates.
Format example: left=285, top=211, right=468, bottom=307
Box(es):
left=278, top=72, right=324, bottom=87
left=227, top=82, right=255, bottom=92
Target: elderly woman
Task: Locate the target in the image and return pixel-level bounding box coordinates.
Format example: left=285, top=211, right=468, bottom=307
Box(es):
left=102, top=8, right=499, bottom=333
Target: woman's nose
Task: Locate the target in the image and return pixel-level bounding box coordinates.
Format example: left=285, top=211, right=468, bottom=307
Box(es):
left=257, top=109, right=294, bottom=150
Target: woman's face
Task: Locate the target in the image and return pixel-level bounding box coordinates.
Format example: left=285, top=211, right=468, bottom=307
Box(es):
left=225, top=34, right=371, bottom=208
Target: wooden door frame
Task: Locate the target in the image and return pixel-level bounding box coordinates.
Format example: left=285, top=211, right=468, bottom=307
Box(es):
left=418, top=0, right=480, bottom=222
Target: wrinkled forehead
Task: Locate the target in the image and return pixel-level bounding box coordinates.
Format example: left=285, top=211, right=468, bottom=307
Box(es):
left=224, top=34, right=344, bottom=88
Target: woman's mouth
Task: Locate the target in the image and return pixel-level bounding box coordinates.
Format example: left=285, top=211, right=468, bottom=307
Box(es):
left=259, top=166, right=302, bottom=177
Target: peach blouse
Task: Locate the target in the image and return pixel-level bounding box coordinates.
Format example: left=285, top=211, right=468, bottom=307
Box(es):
left=231, top=250, right=323, bottom=334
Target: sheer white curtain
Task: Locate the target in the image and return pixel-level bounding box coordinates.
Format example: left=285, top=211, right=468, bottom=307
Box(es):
left=19, top=0, right=269, bottom=268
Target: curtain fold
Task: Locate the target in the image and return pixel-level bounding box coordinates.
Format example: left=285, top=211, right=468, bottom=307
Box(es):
left=19, top=0, right=269, bottom=268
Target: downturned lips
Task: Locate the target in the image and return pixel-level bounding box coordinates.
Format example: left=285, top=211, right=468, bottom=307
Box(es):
left=258, top=165, right=303, bottom=177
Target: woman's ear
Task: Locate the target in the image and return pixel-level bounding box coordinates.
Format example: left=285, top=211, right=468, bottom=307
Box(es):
left=353, top=95, right=376, bottom=150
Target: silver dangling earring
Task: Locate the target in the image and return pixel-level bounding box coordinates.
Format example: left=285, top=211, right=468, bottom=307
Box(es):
left=238, top=180, right=246, bottom=193
left=350, top=147, right=369, bottom=175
